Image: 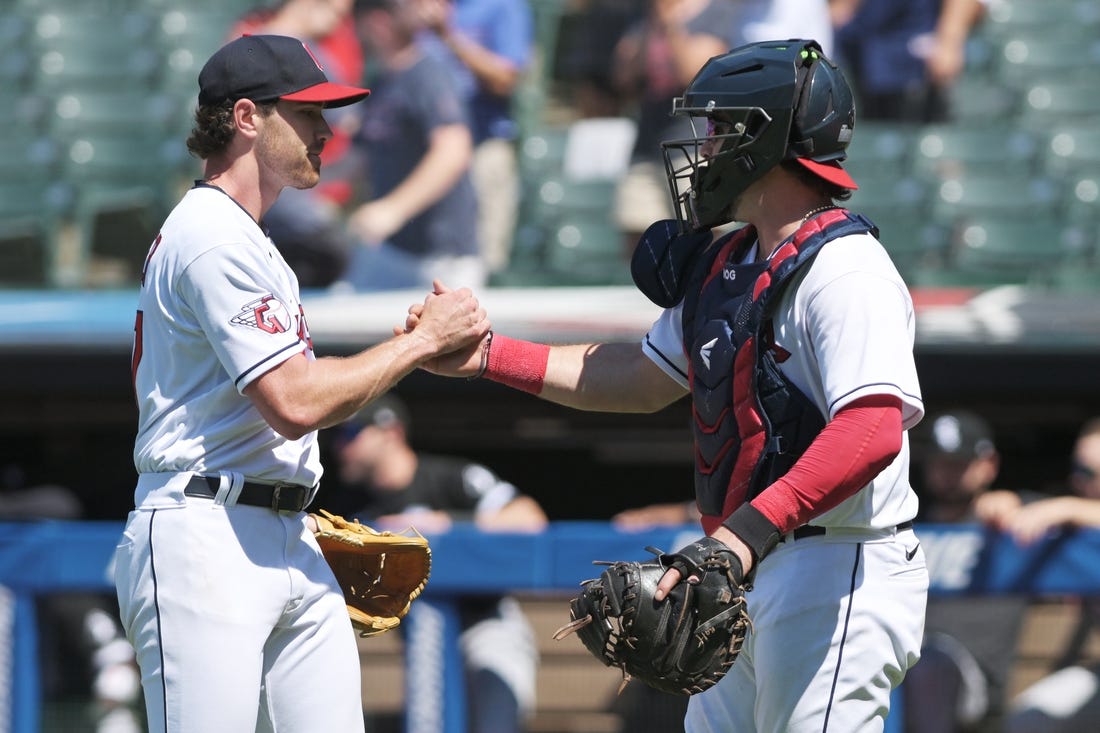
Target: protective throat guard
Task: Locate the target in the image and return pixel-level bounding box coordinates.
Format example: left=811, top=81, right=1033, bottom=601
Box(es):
left=631, top=219, right=714, bottom=308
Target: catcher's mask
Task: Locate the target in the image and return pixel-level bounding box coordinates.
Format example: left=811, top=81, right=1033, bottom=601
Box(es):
left=661, top=39, right=857, bottom=233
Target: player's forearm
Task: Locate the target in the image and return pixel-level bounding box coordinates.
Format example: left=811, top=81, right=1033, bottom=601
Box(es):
left=248, top=331, right=465, bottom=438
left=484, top=336, right=682, bottom=413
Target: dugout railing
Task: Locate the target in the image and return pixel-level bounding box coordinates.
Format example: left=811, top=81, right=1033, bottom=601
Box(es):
left=4, top=521, right=1100, bottom=733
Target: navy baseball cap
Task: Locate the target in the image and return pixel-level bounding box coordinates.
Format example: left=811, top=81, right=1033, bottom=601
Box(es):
left=922, top=411, right=996, bottom=459
left=198, top=34, right=370, bottom=108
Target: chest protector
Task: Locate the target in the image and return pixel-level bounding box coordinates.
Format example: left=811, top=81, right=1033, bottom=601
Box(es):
left=681, top=209, right=877, bottom=531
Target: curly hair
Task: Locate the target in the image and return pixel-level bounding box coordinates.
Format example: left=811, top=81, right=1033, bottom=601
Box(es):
left=185, top=100, right=277, bottom=160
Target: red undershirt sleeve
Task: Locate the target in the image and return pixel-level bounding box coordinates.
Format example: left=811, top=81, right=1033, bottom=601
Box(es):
left=751, top=394, right=904, bottom=533
left=722, top=394, right=905, bottom=560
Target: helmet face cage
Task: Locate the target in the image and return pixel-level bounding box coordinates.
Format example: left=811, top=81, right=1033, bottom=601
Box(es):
left=658, top=39, right=854, bottom=233
left=661, top=102, right=788, bottom=233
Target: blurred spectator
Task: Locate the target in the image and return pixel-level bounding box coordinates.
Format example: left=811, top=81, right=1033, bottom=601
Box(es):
left=906, top=410, right=1032, bottom=733
left=338, top=0, right=485, bottom=291
left=609, top=0, right=741, bottom=249
left=323, top=395, right=546, bottom=733
left=831, top=0, right=988, bottom=123
left=552, top=0, right=640, bottom=118
left=610, top=0, right=834, bottom=250
left=999, top=417, right=1100, bottom=733
left=1, top=466, right=141, bottom=733
left=230, top=0, right=366, bottom=287
left=416, top=0, right=534, bottom=275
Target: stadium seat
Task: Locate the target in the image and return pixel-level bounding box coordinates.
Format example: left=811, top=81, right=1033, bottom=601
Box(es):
left=929, top=172, right=1061, bottom=223
left=32, top=45, right=161, bottom=95
left=983, top=0, right=1100, bottom=41
left=48, top=90, right=179, bottom=143
left=69, top=185, right=162, bottom=287
left=1018, top=79, right=1100, bottom=130
left=939, top=212, right=1092, bottom=287
left=995, top=36, right=1100, bottom=87
left=1, top=93, right=48, bottom=129
left=948, top=75, right=1020, bottom=125
left=0, top=181, right=73, bottom=287
left=1042, top=126, right=1100, bottom=178
left=0, top=134, right=62, bottom=183
left=859, top=208, right=951, bottom=282
left=846, top=171, right=930, bottom=212
left=519, top=126, right=570, bottom=179
left=514, top=176, right=630, bottom=285
left=0, top=47, right=33, bottom=94
left=844, top=121, right=916, bottom=178
left=910, top=124, right=1040, bottom=181
left=1062, top=174, right=1100, bottom=225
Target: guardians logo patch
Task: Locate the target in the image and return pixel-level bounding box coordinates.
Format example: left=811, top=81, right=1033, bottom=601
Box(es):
left=232, top=295, right=292, bottom=334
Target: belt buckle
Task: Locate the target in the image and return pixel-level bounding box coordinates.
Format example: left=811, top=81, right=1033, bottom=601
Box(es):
left=270, top=481, right=300, bottom=512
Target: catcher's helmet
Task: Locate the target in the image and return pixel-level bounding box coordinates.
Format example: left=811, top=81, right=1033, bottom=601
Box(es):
left=662, top=39, right=857, bottom=232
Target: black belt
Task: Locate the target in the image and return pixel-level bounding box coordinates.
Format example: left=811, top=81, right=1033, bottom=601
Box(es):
left=790, top=519, right=913, bottom=541
left=184, top=476, right=311, bottom=512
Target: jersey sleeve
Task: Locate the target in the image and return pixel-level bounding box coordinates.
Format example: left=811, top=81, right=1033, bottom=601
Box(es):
left=642, top=304, right=689, bottom=388
left=177, top=243, right=306, bottom=393
left=800, top=244, right=924, bottom=429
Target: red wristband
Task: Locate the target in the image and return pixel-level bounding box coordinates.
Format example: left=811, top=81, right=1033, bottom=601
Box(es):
left=483, top=334, right=550, bottom=395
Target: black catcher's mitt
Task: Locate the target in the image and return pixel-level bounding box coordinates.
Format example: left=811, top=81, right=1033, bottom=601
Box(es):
left=554, top=537, right=750, bottom=695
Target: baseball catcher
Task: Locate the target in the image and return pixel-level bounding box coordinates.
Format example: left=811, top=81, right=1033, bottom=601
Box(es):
left=311, top=509, right=432, bottom=637
left=554, top=537, right=750, bottom=695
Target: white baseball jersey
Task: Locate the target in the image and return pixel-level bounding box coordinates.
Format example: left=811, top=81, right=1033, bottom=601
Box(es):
left=642, top=230, right=925, bottom=529
left=132, top=185, right=322, bottom=492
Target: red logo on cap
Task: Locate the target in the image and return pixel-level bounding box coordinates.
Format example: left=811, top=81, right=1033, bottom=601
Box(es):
left=300, top=41, right=324, bottom=72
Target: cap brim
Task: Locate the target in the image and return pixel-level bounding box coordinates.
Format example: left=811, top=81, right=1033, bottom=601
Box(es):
left=796, top=158, right=858, bottom=190
left=281, top=82, right=371, bottom=108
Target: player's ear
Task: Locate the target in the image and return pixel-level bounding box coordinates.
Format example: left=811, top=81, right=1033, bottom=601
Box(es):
left=233, top=99, right=264, bottom=139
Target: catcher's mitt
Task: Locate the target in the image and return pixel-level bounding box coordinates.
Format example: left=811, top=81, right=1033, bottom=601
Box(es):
left=311, top=509, right=431, bottom=637
left=553, top=537, right=750, bottom=695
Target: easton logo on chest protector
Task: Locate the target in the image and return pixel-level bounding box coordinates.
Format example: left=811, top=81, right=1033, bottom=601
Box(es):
left=681, top=209, right=878, bottom=533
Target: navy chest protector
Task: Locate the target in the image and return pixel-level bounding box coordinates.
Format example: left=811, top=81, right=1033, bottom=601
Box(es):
left=638, top=210, right=878, bottom=523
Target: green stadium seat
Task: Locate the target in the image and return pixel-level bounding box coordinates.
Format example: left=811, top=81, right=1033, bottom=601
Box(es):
left=1062, top=174, right=1100, bottom=225
left=28, top=10, right=156, bottom=50
left=943, top=212, right=1093, bottom=288
left=0, top=134, right=62, bottom=182
left=0, top=95, right=50, bottom=141
left=519, top=126, right=570, bottom=180
left=72, top=185, right=162, bottom=286
left=984, top=0, right=1100, bottom=41
left=910, top=125, right=1040, bottom=181
left=0, top=181, right=73, bottom=287
left=995, top=36, right=1100, bottom=87
left=1042, top=126, right=1100, bottom=178
left=32, top=45, right=161, bottom=94
left=512, top=176, right=630, bottom=285
left=948, top=76, right=1020, bottom=125
left=859, top=208, right=951, bottom=282
left=0, top=47, right=33, bottom=94
left=929, top=172, right=1061, bottom=222
left=48, top=90, right=179, bottom=142
left=847, top=171, right=930, bottom=212
left=1018, top=79, right=1100, bottom=130
left=844, top=121, right=916, bottom=177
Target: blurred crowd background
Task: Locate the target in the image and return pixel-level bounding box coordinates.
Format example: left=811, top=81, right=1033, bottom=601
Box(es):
left=4, top=1, right=1100, bottom=732
left=1, top=0, right=1097, bottom=293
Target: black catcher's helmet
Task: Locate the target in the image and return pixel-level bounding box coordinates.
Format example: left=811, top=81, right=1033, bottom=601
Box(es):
left=662, top=39, right=857, bottom=232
